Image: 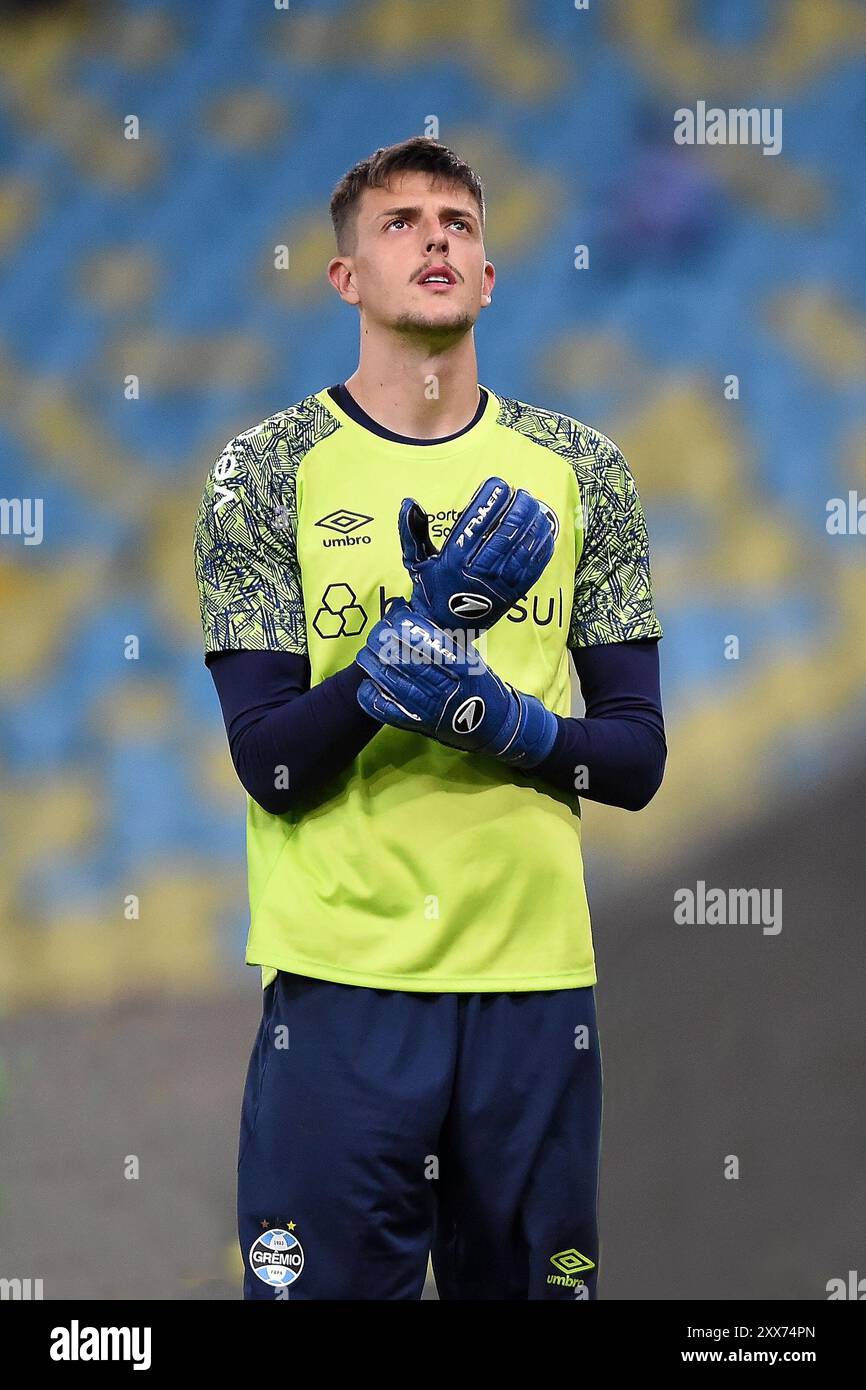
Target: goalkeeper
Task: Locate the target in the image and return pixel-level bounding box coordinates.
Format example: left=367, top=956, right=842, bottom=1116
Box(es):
left=194, top=137, right=666, bottom=1301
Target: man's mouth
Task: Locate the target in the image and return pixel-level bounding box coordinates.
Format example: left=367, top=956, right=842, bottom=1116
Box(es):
left=417, top=265, right=458, bottom=287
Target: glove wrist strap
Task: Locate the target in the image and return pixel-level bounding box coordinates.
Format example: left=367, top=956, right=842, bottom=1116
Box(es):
left=489, top=689, right=559, bottom=769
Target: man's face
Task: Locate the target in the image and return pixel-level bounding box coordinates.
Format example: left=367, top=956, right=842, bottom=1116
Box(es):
left=329, top=172, right=494, bottom=343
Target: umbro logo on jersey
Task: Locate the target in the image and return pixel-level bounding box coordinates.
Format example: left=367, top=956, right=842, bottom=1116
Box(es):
left=316, top=509, right=374, bottom=547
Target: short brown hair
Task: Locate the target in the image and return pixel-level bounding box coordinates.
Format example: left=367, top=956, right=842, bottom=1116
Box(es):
left=329, top=137, right=485, bottom=254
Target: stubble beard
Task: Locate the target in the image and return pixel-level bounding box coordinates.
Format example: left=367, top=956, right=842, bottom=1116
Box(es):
left=390, top=308, right=476, bottom=349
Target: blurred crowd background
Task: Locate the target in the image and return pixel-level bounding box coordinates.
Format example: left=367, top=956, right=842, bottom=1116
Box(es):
left=1, top=0, right=865, bottom=1299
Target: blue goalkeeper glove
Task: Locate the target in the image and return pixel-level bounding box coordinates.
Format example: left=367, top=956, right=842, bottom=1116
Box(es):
left=398, top=476, right=558, bottom=632
left=355, top=598, right=559, bottom=768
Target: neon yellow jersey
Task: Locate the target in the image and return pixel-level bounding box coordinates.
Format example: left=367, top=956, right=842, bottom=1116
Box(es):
left=194, top=385, right=662, bottom=992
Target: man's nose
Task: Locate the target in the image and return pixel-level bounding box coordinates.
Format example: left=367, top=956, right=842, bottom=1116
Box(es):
left=423, top=226, right=448, bottom=252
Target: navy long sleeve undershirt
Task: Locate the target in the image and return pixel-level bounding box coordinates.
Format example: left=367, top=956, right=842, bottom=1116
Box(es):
left=539, top=639, right=666, bottom=810
left=206, top=639, right=666, bottom=815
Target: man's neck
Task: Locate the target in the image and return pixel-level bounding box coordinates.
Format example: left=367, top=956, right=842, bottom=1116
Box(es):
left=343, top=335, right=480, bottom=440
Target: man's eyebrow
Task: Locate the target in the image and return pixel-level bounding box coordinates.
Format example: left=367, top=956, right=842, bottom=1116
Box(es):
left=375, top=204, right=478, bottom=223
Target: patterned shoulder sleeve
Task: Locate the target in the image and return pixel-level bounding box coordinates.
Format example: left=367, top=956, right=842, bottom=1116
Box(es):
left=193, top=422, right=306, bottom=656
left=569, top=429, right=663, bottom=649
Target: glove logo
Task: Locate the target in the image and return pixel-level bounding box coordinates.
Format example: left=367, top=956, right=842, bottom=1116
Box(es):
left=448, top=592, right=494, bottom=619
left=451, top=696, right=485, bottom=734
left=249, top=1227, right=305, bottom=1287
left=312, top=583, right=367, bottom=640
left=454, top=482, right=506, bottom=549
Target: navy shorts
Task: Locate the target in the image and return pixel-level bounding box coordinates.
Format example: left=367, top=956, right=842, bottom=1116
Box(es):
left=237, top=970, right=603, bottom=1300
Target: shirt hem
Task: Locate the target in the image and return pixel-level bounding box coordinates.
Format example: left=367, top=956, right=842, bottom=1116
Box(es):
left=252, top=952, right=597, bottom=993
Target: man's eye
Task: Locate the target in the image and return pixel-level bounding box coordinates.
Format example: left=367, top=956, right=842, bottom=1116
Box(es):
left=450, top=220, right=469, bottom=231
left=387, top=218, right=407, bottom=230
